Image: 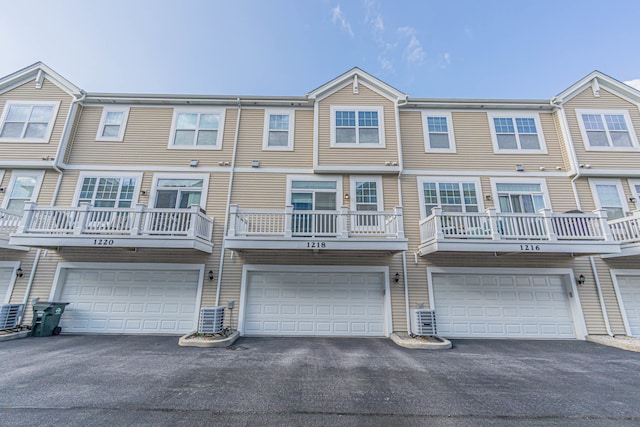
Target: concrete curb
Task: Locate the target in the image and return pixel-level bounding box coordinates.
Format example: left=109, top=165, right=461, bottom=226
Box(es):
left=178, top=330, right=240, bottom=348
left=390, top=332, right=452, bottom=350
left=0, top=330, right=30, bottom=342
left=587, top=335, right=640, bottom=353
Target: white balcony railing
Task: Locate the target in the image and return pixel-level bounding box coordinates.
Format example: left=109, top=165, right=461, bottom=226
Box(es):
left=609, top=212, right=640, bottom=244
left=0, top=208, right=22, bottom=238
left=13, top=202, right=214, bottom=243
left=419, top=207, right=614, bottom=249
left=228, top=205, right=405, bottom=239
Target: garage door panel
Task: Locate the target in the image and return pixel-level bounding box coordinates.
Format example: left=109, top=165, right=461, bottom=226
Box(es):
left=433, top=273, right=575, bottom=339
left=617, top=276, right=640, bottom=336
left=245, top=271, right=385, bottom=337
left=58, top=268, right=198, bottom=334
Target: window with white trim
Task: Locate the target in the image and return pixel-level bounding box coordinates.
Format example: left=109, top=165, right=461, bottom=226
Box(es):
left=495, top=183, right=546, bottom=213
left=629, top=179, right=640, bottom=211
left=330, top=106, right=384, bottom=146
left=263, top=109, right=294, bottom=150
left=1, top=171, right=44, bottom=214
left=419, top=178, right=481, bottom=217
left=590, top=179, right=628, bottom=220
left=423, top=112, right=455, bottom=152
left=96, top=107, right=129, bottom=141
left=154, top=179, right=204, bottom=208
left=78, top=176, right=137, bottom=208
left=169, top=108, right=224, bottom=149
left=350, top=177, right=383, bottom=227
left=0, top=101, right=60, bottom=142
left=577, top=109, right=638, bottom=150
left=488, top=113, right=546, bottom=153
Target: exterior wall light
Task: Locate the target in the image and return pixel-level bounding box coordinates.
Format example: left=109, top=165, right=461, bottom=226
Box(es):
left=16, top=267, right=23, bottom=278
left=208, top=270, right=215, bottom=281
left=577, top=274, right=585, bottom=286
left=344, top=193, right=350, bottom=201
left=394, top=272, right=400, bottom=284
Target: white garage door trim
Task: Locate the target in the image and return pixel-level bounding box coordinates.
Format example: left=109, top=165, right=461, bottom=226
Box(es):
left=0, top=261, right=20, bottom=304
left=611, top=269, right=640, bottom=337
left=427, top=267, right=587, bottom=340
left=49, top=262, right=204, bottom=334
left=239, top=264, right=392, bottom=337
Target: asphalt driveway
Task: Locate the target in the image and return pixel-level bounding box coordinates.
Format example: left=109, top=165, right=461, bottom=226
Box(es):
left=1, top=336, right=639, bottom=426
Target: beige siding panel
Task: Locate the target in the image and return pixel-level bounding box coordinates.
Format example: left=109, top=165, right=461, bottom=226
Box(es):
left=234, top=109, right=313, bottom=169
left=596, top=256, right=634, bottom=334
left=230, top=172, right=287, bottom=209
left=0, top=79, right=72, bottom=161
left=6, top=250, right=38, bottom=306
left=318, top=84, right=399, bottom=167
left=565, top=88, right=640, bottom=169
left=553, top=111, right=573, bottom=171
left=68, top=107, right=238, bottom=167
left=401, top=111, right=565, bottom=171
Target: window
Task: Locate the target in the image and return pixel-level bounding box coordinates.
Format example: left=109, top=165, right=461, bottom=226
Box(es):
left=577, top=109, right=638, bottom=150
left=350, top=177, right=383, bottom=227
left=488, top=113, right=546, bottom=153
left=418, top=178, right=481, bottom=218
left=287, top=176, right=340, bottom=236
left=1, top=171, right=44, bottom=214
left=96, top=107, right=129, bottom=141
left=628, top=179, right=640, bottom=211
left=330, top=106, right=384, bottom=146
left=0, top=101, right=60, bottom=142
left=423, top=112, right=455, bottom=152
left=495, top=183, right=546, bottom=213
left=263, top=109, right=294, bottom=150
left=77, top=176, right=138, bottom=208
left=169, top=108, right=225, bottom=149
left=590, top=179, right=628, bottom=220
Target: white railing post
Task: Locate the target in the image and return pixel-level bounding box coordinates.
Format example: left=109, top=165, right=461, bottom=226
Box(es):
left=186, top=205, right=199, bottom=238
left=131, top=204, right=145, bottom=236
left=487, top=208, right=501, bottom=240
left=16, top=202, right=36, bottom=234
left=394, top=206, right=404, bottom=239
left=228, top=205, right=238, bottom=237
left=339, top=206, right=349, bottom=238
left=432, top=207, right=445, bottom=240
left=74, top=203, right=91, bottom=235
left=284, top=205, right=293, bottom=238
left=540, top=209, right=557, bottom=241
left=594, top=209, right=613, bottom=241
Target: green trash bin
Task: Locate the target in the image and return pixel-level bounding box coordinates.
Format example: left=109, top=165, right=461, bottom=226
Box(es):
left=31, top=302, right=70, bottom=337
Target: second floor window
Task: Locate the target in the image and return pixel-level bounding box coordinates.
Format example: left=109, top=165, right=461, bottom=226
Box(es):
left=0, top=101, right=59, bottom=142
left=577, top=110, right=637, bottom=150
left=423, top=113, right=455, bottom=152
left=422, top=181, right=479, bottom=215
left=169, top=109, right=224, bottom=149
left=263, top=109, right=294, bottom=150
left=2, top=171, right=43, bottom=214
left=489, top=114, right=545, bottom=153
left=96, top=107, right=129, bottom=141
left=331, top=106, right=384, bottom=146
left=78, top=177, right=137, bottom=208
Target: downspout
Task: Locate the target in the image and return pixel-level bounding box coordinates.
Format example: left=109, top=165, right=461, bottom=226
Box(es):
left=589, top=256, right=614, bottom=336
left=395, top=97, right=411, bottom=333
left=19, top=247, right=42, bottom=325
left=215, top=98, right=242, bottom=306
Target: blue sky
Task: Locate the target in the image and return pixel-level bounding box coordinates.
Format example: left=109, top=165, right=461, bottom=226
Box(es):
left=2, top=0, right=640, bottom=98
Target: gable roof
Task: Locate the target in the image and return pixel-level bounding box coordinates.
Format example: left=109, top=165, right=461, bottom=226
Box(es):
left=307, top=67, right=407, bottom=102
left=0, top=62, right=83, bottom=97
left=554, top=70, right=640, bottom=106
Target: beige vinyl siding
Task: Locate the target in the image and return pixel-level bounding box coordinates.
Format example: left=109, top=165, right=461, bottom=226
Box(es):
left=68, top=106, right=238, bottom=166
left=553, top=111, right=574, bottom=171
left=0, top=78, right=72, bottom=161
left=594, top=257, right=634, bottom=334
left=6, top=250, right=38, bottom=306
left=317, top=84, right=399, bottom=167
left=401, top=111, right=565, bottom=171
left=565, top=88, right=640, bottom=169
left=234, top=109, right=313, bottom=169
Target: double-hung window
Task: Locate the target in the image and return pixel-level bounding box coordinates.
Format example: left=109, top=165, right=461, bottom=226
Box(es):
left=263, top=109, right=294, bottom=150
left=331, top=106, right=384, bottom=146
left=489, top=113, right=546, bottom=153
left=350, top=177, right=383, bottom=228
left=590, top=179, right=628, bottom=220
left=0, top=101, right=60, bottom=142
left=96, top=107, right=130, bottom=141
left=423, top=112, right=455, bottom=152
left=169, top=108, right=225, bottom=149
left=577, top=109, right=638, bottom=150
left=419, top=178, right=481, bottom=217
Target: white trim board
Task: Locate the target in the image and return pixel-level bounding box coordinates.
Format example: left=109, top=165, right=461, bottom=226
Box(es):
left=609, top=269, right=640, bottom=336
left=0, top=261, right=20, bottom=304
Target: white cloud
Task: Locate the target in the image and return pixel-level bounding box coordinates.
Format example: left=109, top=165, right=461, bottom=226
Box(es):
left=443, top=52, right=451, bottom=65
left=331, top=4, right=354, bottom=37
left=398, top=26, right=425, bottom=65
left=624, top=79, right=640, bottom=91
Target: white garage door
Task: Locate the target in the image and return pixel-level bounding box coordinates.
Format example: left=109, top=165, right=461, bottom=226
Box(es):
left=244, top=271, right=385, bottom=336
left=0, top=267, right=14, bottom=303
left=616, top=275, right=640, bottom=337
left=432, top=273, right=576, bottom=338
left=58, top=268, right=200, bottom=334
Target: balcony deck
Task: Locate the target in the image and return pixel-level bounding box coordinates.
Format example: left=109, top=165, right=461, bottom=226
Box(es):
left=224, top=205, right=408, bottom=251
left=0, top=209, right=28, bottom=251
left=603, top=212, right=640, bottom=258
left=418, top=207, right=620, bottom=256
left=8, top=203, right=214, bottom=253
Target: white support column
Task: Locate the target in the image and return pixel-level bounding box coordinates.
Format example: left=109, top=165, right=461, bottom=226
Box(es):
left=228, top=205, right=238, bottom=237
left=186, top=205, right=199, bottom=238
left=74, top=203, right=91, bottom=235
left=339, top=206, right=349, bottom=238
left=540, top=208, right=557, bottom=241
left=395, top=206, right=405, bottom=239
left=486, top=208, right=502, bottom=240
left=16, top=202, right=37, bottom=234
left=131, top=204, right=145, bottom=236
left=284, top=205, right=293, bottom=238
left=594, top=209, right=613, bottom=241
left=432, top=207, right=445, bottom=240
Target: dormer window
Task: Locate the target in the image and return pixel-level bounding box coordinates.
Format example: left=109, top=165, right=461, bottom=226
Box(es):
left=577, top=109, right=638, bottom=150
left=330, top=106, right=385, bottom=147
left=0, top=101, right=60, bottom=143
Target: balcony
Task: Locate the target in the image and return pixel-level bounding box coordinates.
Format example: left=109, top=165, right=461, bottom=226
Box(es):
left=225, top=205, right=408, bottom=251
left=604, top=212, right=640, bottom=258
left=418, top=207, right=620, bottom=256
left=8, top=202, right=214, bottom=253
left=0, top=209, right=28, bottom=251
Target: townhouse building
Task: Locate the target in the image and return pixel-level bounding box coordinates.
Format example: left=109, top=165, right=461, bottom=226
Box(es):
left=1, top=62, right=639, bottom=340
